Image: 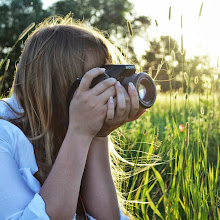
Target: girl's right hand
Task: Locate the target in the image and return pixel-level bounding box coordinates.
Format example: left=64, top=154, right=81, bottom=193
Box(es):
left=68, top=68, right=117, bottom=139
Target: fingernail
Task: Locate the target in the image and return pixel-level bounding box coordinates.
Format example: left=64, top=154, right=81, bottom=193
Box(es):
left=100, top=68, right=106, bottom=71
left=129, top=82, right=135, bottom=90
left=116, top=81, right=121, bottom=87
left=109, top=96, right=113, bottom=104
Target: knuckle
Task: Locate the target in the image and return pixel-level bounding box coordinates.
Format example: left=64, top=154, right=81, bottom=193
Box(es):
left=103, top=78, right=114, bottom=87
left=102, top=80, right=109, bottom=87
left=109, top=87, right=116, bottom=96
left=108, top=78, right=117, bottom=85
left=118, top=106, right=126, bottom=112
left=96, top=67, right=103, bottom=71
left=109, top=100, right=115, bottom=107
left=100, top=108, right=106, bottom=115
left=92, top=67, right=104, bottom=75
left=107, top=115, right=114, bottom=121
left=83, top=73, right=90, bottom=81
left=81, top=95, right=89, bottom=103
left=88, top=101, right=96, bottom=109
left=129, top=87, right=138, bottom=95
left=91, top=67, right=100, bottom=74
left=125, top=97, right=130, bottom=104
left=75, top=90, right=83, bottom=99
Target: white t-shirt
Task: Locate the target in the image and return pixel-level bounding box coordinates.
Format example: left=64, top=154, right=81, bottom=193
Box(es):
left=0, top=95, right=129, bottom=220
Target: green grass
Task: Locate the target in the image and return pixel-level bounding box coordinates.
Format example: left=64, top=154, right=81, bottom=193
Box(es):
left=112, top=92, right=220, bottom=219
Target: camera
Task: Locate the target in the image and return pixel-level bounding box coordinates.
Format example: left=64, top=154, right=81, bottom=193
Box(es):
left=67, top=64, right=157, bottom=109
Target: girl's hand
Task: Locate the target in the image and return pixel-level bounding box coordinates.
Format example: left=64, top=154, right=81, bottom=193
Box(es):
left=96, top=81, right=146, bottom=137
left=68, top=68, right=117, bottom=138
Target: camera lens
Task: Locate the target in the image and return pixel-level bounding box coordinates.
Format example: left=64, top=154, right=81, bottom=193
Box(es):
left=136, top=74, right=156, bottom=108
left=120, top=71, right=157, bottom=109
left=138, top=78, right=155, bottom=103
left=138, top=82, right=147, bottom=100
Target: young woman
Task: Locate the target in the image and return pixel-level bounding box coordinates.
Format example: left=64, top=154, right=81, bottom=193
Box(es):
left=0, top=16, right=145, bottom=220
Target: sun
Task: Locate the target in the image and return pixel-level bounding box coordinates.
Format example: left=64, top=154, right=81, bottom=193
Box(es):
left=130, top=0, right=220, bottom=68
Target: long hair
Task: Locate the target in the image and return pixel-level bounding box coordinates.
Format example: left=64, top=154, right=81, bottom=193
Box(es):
left=12, top=15, right=125, bottom=183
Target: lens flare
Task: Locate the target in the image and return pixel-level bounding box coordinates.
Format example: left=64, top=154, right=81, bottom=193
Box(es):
left=138, top=83, right=147, bottom=100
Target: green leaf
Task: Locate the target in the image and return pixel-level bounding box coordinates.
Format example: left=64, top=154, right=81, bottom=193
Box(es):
left=152, top=166, right=165, bottom=195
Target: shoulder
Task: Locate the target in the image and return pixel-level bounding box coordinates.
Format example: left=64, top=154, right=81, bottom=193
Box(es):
left=0, top=119, right=24, bottom=154
left=0, top=119, right=19, bottom=143
left=0, top=98, right=10, bottom=119
left=0, top=119, right=33, bottom=159
left=0, top=94, right=23, bottom=120
left=0, top=120, right=40, bottom=196
left=0, top=119, right=38, bottom=174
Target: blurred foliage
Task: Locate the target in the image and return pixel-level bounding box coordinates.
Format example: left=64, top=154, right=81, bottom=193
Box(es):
left=0, top=0, right=50, bottom=95
left=0, top=0, right=219, bottom=95
left=142, top=36, right=184, bottom=92
left=142, top=36, right=219, bottom=93
left=49, top=0, right=133, bottom=35
left=0, top=0, right=151, bottom=95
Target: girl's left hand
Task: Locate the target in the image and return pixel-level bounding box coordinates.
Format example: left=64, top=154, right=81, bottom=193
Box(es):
left=96, top=81, right=146, bottom=137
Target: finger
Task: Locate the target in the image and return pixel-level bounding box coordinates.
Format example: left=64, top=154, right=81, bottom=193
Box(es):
left=121, top=86, right=131, bottom=119
left=91, top=78, right=117, bottom=96
left=115, top=81, right=126, bottom=116
left=113, top=97, right=117, bottom=106
left=106, top=96, right=115, bottom=121
left=78, top=68, right=106, bottom=92
left=98, top=86, right=116, bottom=104
left=127, top=82, right=139, bottom=119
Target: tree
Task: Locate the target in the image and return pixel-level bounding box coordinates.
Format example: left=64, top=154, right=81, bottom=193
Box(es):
left=0, top=0, right=151, bottom=95
left=142, top=36, right=184, bottom=92
left=184, top=55, right=216, bottom=93
left=49, top=0, right=151, bottom=62
left=0, top=0, right=49, bottom=95
left=142, top=36, right=217, bottom=93
left=49, top=0, right=133, bottom=35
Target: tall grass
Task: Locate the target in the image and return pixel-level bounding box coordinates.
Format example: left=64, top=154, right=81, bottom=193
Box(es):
left=112, top=4, right=220, bottom=218
left=112, top=92, right=220, bottom=219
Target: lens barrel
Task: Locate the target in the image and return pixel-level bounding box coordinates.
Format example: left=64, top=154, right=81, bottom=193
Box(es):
left=121, top=72, right=156, bottom=109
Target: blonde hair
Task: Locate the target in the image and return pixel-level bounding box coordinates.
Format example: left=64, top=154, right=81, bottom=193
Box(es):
left=12, top=15, right=124, bottom=181
left=10, top=15, right=155, bottom=219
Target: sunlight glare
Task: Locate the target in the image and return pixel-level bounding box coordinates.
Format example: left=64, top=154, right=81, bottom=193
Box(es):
left=130, top=0, right=220, bottom=68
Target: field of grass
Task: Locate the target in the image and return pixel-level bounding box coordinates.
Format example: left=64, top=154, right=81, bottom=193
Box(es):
left=112, top=92, right=220, bottom=220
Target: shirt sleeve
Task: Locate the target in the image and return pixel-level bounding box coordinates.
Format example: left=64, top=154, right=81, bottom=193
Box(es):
left=86, top=206, right=129, bottom=220
left=119, top=206, right=129, bottom=220
left=0, top=143, right=50, bottom=220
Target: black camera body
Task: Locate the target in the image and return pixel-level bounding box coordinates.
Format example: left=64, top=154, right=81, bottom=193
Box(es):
left=90, top=64, right=136, bottom=88
left=67, top=64, right=157, bottom=109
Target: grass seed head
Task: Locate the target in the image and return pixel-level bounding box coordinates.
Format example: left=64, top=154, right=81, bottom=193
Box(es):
left=195, top=76, right=199, bottom=84
left=18, top=22, right=35, bottom=40
left=5, top=59, right=10, bottom=72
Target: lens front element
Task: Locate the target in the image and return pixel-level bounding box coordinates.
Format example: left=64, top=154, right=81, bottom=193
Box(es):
left=121, top=72, right=157, bottom=109
left=136, top=73, right=156, bottom=108
left=138, top=82, right=147, bottom=100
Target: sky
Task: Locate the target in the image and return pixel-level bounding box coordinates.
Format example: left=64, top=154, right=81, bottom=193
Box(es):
left=42, top=0, right=220, bottom=67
